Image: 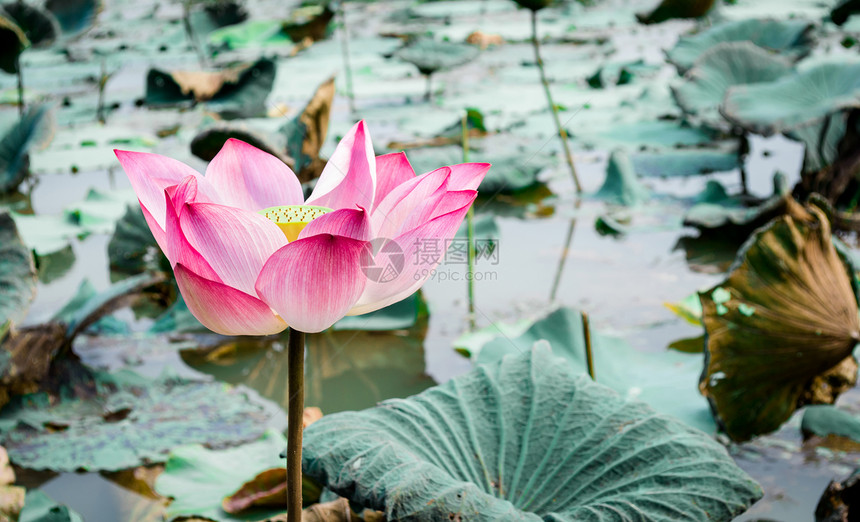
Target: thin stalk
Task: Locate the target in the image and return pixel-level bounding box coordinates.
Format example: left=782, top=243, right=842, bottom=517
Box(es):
left=337, top=0, right=356, bottom=115
left=15, top=55, right=23, bottom=115
left=463, top=112, right=476, bottom=329
left=182, top=1, right=207, bottom=68
left=287, top=328, right=306, bottom=522
left=549, top=218, right=576, bottom=303
left=530, top=10, right=581, bottom=193
left=424, top=74, right=432, bottom=102
left=97, top=58, right=107, bottom=124
left=580, top=311, right=594, bottom=380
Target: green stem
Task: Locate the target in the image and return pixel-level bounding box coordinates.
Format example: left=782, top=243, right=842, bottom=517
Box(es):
left=580, top=311, right=594, bottom=380
left=287, top=327, right=306, bottom=522
left=337, top=0, right=356, bottom=115
left=550, top=218, right=576, bottom=303
left=97, top=58, right=106, bottom=124
left=531, top=10, right=581, bottom=193
left=462, top=112, right=476, bottom=329
left=424, top=74, right=432, bottom=102
left=16, top=55, right=23, bottom=116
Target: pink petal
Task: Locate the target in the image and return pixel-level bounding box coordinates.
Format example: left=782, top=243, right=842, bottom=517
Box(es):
left=306, top=121, right=376, bottom=211
left=373, top=152, right=416, bottom=210
left=351, top=192, right=476, bottom=315
left=114, top=150, right=217, bottom=231
left=163, top=178, right=222, bottom=282
left=205, top=138, right=304, bottom=212
left=371, top=167, right=451, bottom=240
left=179, top=202, right=288, bottom=296
left=175, top=264, right=287, bottom=336
left=446, top=162, right=491, bottom=191
left=255, top=234, right=367, bottom=333
left=298, top=207, right=371, bottom=241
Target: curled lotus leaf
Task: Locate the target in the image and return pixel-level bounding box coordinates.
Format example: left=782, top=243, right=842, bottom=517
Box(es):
left=0, top=2, right=57, bottom=48
left=302, top=344, right=762, bottom=521
left=667, top=18, right=814, bottom=72
left=672, top=41, right=793, bottom=131
left=721, top=61, right=860, bottom=135
left=699, top=204, right=860, bottom=442
left=0, top=15, right=27, bottom=74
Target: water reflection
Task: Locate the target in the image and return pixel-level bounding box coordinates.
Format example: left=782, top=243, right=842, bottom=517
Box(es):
left=181, top=312, right=436, bottom=415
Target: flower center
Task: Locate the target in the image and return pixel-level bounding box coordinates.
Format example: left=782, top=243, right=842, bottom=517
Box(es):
left=259, top=205, right=333, bottom=242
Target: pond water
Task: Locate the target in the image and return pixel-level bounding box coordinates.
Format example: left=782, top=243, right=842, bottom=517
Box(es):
left=2, top=0, right=859, bottom=520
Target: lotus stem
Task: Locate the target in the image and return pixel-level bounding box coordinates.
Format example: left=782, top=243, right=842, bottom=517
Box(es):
left=337, top=0, right=356, bottom=115
left=550, top=218, right=576, bottom=303
left=424, top=74, right=432, bottom=102
left=182, top=1, right=207, bottom=68
left=97, top=58, right=107, bottom=124
left=287, top=327, right=306, bottom=522
left=463, top=112, right=476, bottom=329
left=581, top=311, right=594, bottom=380
left=530, top=10, right=582, bottom=193
left=15, top=55, right=23, bottom=116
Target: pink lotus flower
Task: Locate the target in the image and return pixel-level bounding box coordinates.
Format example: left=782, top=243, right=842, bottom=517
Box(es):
left=115, top=121, right=489, bottom=334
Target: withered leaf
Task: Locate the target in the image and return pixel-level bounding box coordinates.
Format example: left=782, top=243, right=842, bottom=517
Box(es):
left=699, top=204, right=860, bottom=441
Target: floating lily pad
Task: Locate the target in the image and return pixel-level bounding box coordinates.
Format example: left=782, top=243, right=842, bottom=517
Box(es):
left=394, top=39, right=479, bottom=76
left=0, top=368, right=281, bottom=472
left=699, top=205, right=860, bottom=442
left=475, top=307, right=715, bottom=432
left=667, top=18, right=814, bottom=72
left=636, top=0, right=716, bottom=24
left=594, top=149, right=650, bottom=206
left=146, top=58, right=276, bottom=119
left=0, top=212, right=36, bottom=329
left=302, top=344, right=761, bottom=520
left=155, top=429, right=319, bottom=521
left=722, top=61, right=860, bottom=135
left=801, top=405, right=860, bottom=443
left=0, top=104, right=55, bottom=194
left=333, top=293, right=421, bottom=331
left=672, top=42, right=793, bottom=131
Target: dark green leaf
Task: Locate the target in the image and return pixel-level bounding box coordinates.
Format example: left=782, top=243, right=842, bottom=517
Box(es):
left=636, top=0, right=715, bottom=24
left=0, top=3, right=57, bottom=48
left=0, top=104, right=55, bottom=194
left=44, top=0, right=100, bottom=35
left=0, top=14, right=27, bottom=74
left=0, top=212, right=36, bottom=329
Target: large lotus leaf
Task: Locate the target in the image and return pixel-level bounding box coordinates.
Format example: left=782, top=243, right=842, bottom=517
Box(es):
left=107, top=205, right=163, bottom=275
left=721, top=61, right=860, bottom=135
left=63, top=188, right=138, bottom=234
left=636, top=0, right=715, bottom=24
left=0, top=2, right=57, bottom=48
left=787, top=112, right=849, bottom=174
left=44, top=0, right=100, bottom=35
left=0, top=104, right=55, bottom=194
left=302, top=344, right=761, bottom=521
left=0, top=14, right=27, bottom=74
left=801, top=405, right=860, bottom=443
left=699, top=205, right=860, bottom=442
left=672, top=42, right=793, bottom=131
left=146, top=58, right=275, bottom=119
left=0, top=212, right=36, bottom=329
left=593, top=149, right=650, bottom=206
left=0, top=368, right=281, bottom=471
left=667, top=18, right=814, bottom=72
left=155, top=429, right=319, bottom=521
left=394, top=39, right=479, bottom=76
left=631, top=145, right=740, bottom=177
left=475, top=307, right=715, bottom=432
left=18, top=490, right=83, bottom=522
left=333, top=293, right=421, bottom=331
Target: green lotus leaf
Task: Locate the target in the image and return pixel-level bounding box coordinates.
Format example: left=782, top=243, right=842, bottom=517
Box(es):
left=107, top=205, right=163, bottom=276
left=636, top=0, right=716, bottom=25
left=394, top=39, right=479, bottom=76
left=801, top=405, right=860, bottom=443
left=672, top=42, right=793, bottom=131
left=0, top=212, right=36, bottom=329
left=511, top=0, right=554, bottom=12
left=594, top=149, right=651, bottom=206
left=0, top=104, right=55, bottom=194
left=721, top=61, right=860, bottom=135
left=786, top=112, right=849, bottom=174
left=190, top=125, right=283, bottom=163
left=155, top=429, right=320, bottom=521
left=19, top=490, right=82, bottom=522
left=208, top=19, right=291, bottom=50
left=667, top=18, right=813, bottom=72
left=0, top=2, right=57, bottom=48
left=474, top=307, right=715, bottom=432
left=831, top=0, right=860, bottom=25
left=0, top=368, right=282, bottom=472
left=699, top=205, right=860, bottom=442
left=0, top=14, right=27, bottom=74
left=631, top=145, right=741, bottom=178
left=302, top=344, right=761, bottom=521
left=44, top=0, right=101, bottom=35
